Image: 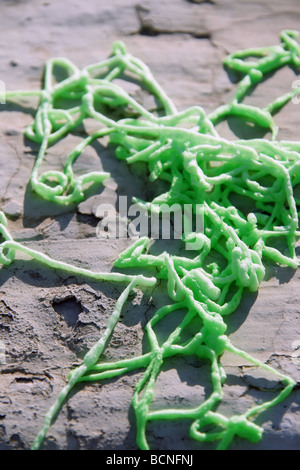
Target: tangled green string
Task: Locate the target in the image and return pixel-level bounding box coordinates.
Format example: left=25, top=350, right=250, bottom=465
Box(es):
left=1, top=29, right=300, bottom=450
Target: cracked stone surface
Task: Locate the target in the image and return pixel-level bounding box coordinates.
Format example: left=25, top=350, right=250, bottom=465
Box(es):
left=0, top=0, right=300, bottom=451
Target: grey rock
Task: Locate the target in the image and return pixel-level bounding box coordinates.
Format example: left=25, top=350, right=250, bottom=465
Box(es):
left=2, top=199, right=22, bottom=219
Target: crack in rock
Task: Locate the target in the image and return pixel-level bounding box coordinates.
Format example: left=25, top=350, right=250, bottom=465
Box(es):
left=135, top=1, right=213, bottom=38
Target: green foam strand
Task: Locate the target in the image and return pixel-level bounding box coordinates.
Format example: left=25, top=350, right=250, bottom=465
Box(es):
left=0, top=30, right=300, bottom=450
left=0, top=211, right=156, bottom=450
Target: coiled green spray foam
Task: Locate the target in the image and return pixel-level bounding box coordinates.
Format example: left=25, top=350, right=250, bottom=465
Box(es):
left=0, top=30, right=300, bottom=450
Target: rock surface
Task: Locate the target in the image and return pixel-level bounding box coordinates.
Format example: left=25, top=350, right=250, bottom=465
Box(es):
left=0, top=0, right=300, bottom=451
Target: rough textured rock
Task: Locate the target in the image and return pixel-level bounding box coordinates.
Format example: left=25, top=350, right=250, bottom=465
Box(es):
left=0, top=0, right=300, bottom=451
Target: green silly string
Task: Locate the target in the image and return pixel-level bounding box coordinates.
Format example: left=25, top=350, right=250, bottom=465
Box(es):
left=0, top=212, right=156, bottom=450
left=0, top=30, right=300, bottom=450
